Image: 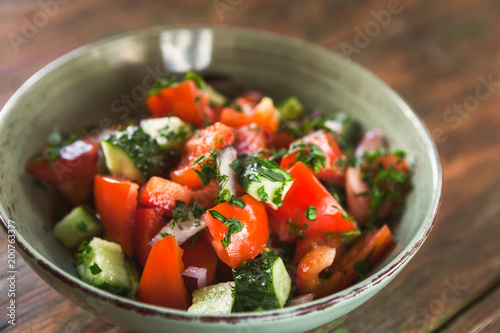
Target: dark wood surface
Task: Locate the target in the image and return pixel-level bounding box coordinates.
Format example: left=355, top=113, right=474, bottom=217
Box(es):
left=1, top=0, right=499, bottom=332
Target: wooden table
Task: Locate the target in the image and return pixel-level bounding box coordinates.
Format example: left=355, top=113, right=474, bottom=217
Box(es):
left=1, top=0, right=499, bottom=332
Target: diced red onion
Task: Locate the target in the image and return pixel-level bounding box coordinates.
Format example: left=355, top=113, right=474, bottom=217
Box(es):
left=217, top=146, right=238, bottom=196
left=148, top=214, right=206, bottom=247
left=182, top=266, right=208, bottom=293
left=286, top=293, right=316, bottom=307
left=355, top=129, right=386, bottom=157
left=346, top=167, right=371, bottom=226
left=267, top=229, right=281, bottom=248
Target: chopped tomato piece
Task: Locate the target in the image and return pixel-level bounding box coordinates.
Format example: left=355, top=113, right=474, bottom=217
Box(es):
left=269, top=162, right=357, bottom=240
left=233, top=124, right=266, bottom=155
left=170, top=122, right=234, bottom=188
left=181, top=230, right=218, bottom=286
left=204, top=194, right=269, bottom=269
left=134, top=207, right=165, bottom=268
left=138, top=235, right=191, bottom=309
left=220, top=97, right=280, bottom=135
left=26, top=140, right=99, bottom=205
left=281, top=132, right=346, bottom=184
left=146, top=80, right=214, bottom=127
left=94, top=175, right=139, bottom=249
left=137, top=176, right=194, bottom=215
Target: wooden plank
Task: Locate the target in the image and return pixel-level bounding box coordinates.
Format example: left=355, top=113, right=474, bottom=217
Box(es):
left=439, top=285, right=500, bottom=333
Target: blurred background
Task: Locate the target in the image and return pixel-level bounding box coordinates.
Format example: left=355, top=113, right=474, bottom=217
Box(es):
left=0, top=0, right=499, bottom=332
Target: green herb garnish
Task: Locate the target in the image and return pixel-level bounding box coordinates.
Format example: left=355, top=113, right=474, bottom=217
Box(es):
left=304, top=206, right=317, bottom=221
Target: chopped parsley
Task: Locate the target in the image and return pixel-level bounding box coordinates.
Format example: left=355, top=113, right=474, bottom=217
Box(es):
left=190, top=202, right=206, bottom=219
left=148, top=76, right=178, bottom=96
left=287, top=142, right=327, bottom=173
left=160, top=232, right=171, bottom=238
left=257, top=186, right=268, bottom=202
left=183, top=71, right=206, bottom=89
left=89, top=263, right=102, bottom=275
left=42, top=131, right=78, bottom=165
left=304, top=206, right=317, bottom=221
left=359, top=148, right=410, bottom=227
left=169, top=200, right=206, bottom=230
left=286, top=211, right=308, bottom=237
left=229, top=159, right=244, bottom=174
left=228, top=195, right=246, bottom=208
left=193, top=162, right=217, bottom=186
left=192, top=149, right=218, bottom=186
left=208, top=210, right=244, bottom=248
left=103, top=126, right=168, bottom=179
left=170, top=201, right=189, bottom=230
left=354, top=248, right=375, bottom=278
left=158, top=123, right=190, bottom=142
left=75, top=241, right=92, bottom=265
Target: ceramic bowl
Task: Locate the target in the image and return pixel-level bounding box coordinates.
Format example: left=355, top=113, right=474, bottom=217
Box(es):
left=0, top=26, right=441, bottom=333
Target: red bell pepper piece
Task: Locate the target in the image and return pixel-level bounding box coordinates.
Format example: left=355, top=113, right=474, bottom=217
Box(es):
left=134, top=207, right=165, bottom=268
left=137, top=176, right=194, bottom=216
left=94, top=175, right=139, bottom=249
left=146, top=80, right=214, bottom=128
left=170, top=122, right=234, bottom=189
left=269, top=162, right=357, bottom=240
left=204, top=194, right=269, bottom=269
left=220, top=97, right=280, bottom=135
left=138, top=235, right=191, bottom=309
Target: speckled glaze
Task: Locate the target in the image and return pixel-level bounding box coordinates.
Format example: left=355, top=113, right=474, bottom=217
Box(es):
left=0, top=26, right=441, bottom=333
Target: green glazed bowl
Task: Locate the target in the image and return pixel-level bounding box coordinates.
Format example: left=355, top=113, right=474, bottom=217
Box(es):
left=0, top=26, right=441, bottom=333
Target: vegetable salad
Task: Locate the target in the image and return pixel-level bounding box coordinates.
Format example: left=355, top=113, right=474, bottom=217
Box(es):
left=26, top=72, right=411, bottom=313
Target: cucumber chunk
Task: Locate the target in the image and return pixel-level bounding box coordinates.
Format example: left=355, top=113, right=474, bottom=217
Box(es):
left=75, top=238, right=135, bottom=296
left=240, top=156, right=294, bottom=210
left=277, top=96, right=303, bottom=121
left=140, top=116, right=191, bottom=151
left=53, top=206, right=103, bottom=249
left=101, top=126, right=167, bottom=184
left=233, top=253, right=291, bottom=311
left=205, top=84, right=229, bottom=107
left=188, top=282, right=235, bottom=315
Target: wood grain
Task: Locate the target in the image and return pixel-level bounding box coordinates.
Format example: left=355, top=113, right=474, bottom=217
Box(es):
left=1, top=0, right=500, bottom=332
left=440, top=286, right=500, bottom=333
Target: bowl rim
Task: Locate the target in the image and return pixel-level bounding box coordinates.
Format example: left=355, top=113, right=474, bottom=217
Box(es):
left=0, top=24, right=442, bottom=325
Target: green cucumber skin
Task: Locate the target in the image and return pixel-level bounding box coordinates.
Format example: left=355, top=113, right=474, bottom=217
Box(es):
left=233, top=256, right=290, bottom=311
left=53, top=206, right=103, bottom=249
left=102, top=126, right=168, bottom=180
